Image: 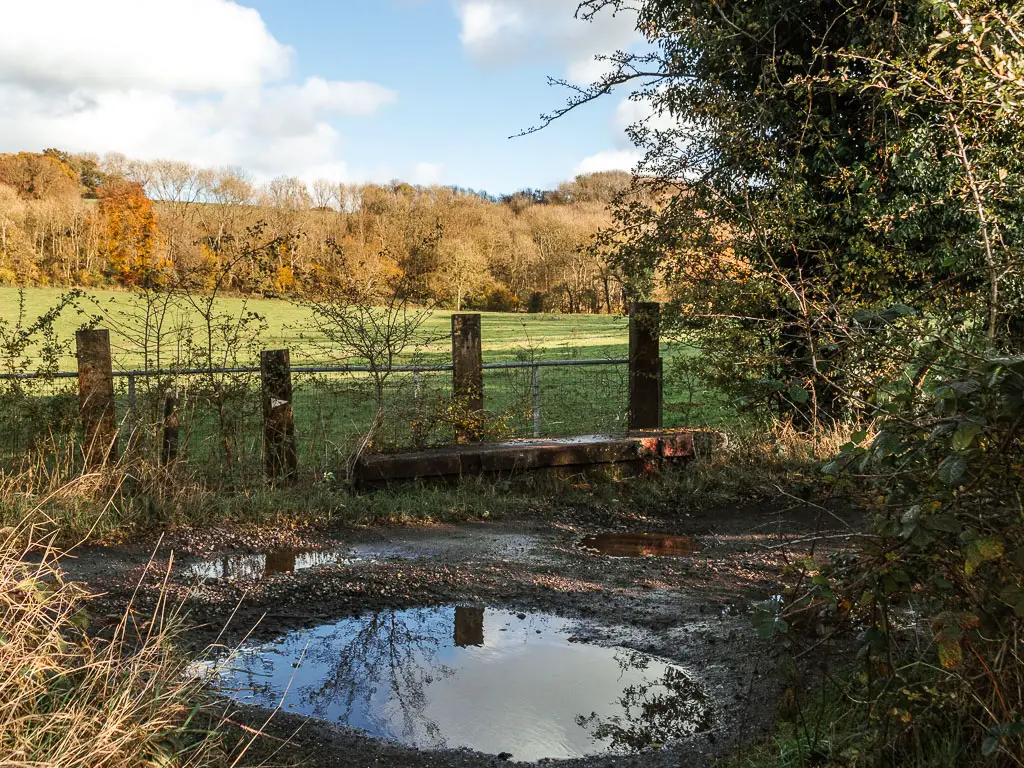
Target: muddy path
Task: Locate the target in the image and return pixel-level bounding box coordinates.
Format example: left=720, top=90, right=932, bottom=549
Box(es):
left=56, top=498, right=862, bottom=768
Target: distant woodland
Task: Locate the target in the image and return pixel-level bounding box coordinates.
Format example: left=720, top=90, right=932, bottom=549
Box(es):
left=0, top=149, right=637, bottom=313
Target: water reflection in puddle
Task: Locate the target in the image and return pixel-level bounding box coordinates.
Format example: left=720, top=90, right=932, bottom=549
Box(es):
left=202, top=607, right=711, bottom=761
left=579, top=533, right=701, bottom=558
left=185, top=548, right=355, bottom=581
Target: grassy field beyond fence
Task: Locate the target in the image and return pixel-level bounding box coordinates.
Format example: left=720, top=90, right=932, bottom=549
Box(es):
left=0, top=287, right=633, bottom=369
left=0, top=287, right=737, bottom=481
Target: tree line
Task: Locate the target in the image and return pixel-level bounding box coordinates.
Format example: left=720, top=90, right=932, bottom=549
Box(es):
left=0, top=149, right=639, bottom=313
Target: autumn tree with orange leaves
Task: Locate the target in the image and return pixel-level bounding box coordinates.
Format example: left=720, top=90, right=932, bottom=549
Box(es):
left=98, top=181, right=161, bottom=286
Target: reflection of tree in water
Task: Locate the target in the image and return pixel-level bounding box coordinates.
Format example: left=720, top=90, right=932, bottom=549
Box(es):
left=190, top=548, right=350, bottom=581
left=297, top=608, right=463, bottom=745
left=576, top=651, right=712, bottom=753
left=223, top=607, right=492, bottom=746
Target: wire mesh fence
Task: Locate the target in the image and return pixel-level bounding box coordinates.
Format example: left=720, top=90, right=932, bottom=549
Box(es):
left=0, top=373, right=80, bottom=464
left=0, top=356, right=634, bottom=482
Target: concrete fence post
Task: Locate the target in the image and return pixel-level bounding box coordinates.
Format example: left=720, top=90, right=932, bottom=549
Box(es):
left=531, top=364, right=541, bottom=437
left=628, top=302, right=662, bottom=430
left=451, top=313, right=483, bottom=443
left=126, top=373, right=137, bottom=425
left=412, top=369, right=427, bottom=447
left=124, top=372, right=143, bottom=452
left=76, top=329, right=118, bottom=467
left=160, top=389, right=179, bottom=465
left=260, top=349, right=297, bottom=484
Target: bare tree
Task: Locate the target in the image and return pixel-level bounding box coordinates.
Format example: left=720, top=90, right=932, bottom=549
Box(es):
left=301, top=263, right=437, bottom=475
left=261, top=176, right=311, bottom=210
left=310, top=178, right=338, bottom=211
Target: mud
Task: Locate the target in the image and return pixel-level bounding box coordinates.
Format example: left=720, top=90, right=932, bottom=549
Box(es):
left=55, top=499, right=863, bottom=767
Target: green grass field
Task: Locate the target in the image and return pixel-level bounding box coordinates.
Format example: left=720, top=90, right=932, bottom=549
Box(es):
left=0, top=287, right=631, bottom=370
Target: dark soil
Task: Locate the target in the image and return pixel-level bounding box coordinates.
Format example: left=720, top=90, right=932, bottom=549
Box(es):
left=55, top=495, right=863, bottom=767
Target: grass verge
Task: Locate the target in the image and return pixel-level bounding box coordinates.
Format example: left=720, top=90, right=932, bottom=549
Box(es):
left=1, top=419, right=855, bottom=545
left=0, top=524, right=224, bottom=766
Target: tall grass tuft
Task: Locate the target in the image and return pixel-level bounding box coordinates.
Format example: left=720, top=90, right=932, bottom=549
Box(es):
left=0, top=523, right=223, bottom=767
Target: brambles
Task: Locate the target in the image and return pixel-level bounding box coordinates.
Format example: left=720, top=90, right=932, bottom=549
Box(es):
left=565, top=0, right=1024, bottom=763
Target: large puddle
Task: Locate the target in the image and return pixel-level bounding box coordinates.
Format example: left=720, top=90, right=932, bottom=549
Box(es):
left=579, top=533, right=701, bottom=558
left=202, top=607, right=711, bottom=761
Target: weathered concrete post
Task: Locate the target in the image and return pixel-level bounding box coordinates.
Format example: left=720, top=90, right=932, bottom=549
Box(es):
left=160, top=389, right=179, bottom=465
left=126, top=373, right=137, bottom=425
left=76, top=329, right=118, bottom=467
left=124, top=372, right=143, bottom=452
left=411, top=369, right=425, bottom=447
left=260, top=349, right=297, bottom=484
left=451, top=314, right=483, bottom=443
left=531, top=364, right=541, bottom=437
left=629, top=302, right=662, bottom=430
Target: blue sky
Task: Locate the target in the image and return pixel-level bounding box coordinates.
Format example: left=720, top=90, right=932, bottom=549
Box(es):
left=0, top=0, right=647, bottom=196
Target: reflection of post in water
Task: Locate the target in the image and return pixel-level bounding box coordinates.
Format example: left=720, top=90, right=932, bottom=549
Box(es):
left=264, top=549, right=297, bottom=576
left=454, top=606, right=484, bottom=647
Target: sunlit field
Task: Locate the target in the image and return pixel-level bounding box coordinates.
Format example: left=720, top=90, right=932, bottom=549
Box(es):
left=0, top=286, right=632, bottom=369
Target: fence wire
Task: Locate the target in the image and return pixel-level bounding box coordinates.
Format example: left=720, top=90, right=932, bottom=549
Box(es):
left=0, top=355, right=635, bottom=482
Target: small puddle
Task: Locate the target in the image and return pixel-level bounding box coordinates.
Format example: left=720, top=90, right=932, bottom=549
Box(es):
left=347, top=543, right=428, bottom=561
left=579, top=533, right=701, bottom=558
left=185, top=548, right=355, bottom=581
left=200, top=607, right=711, bottom=761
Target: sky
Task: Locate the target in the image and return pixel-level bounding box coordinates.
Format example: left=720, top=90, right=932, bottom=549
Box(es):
left=0, top=0, right=653, bottom=196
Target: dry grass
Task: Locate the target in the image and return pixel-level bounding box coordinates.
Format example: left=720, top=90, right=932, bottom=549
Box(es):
left=0, top=432, right=228, bottom=542
left=0, top=522, right=224, bottom=767
left=663, top=419, right=872, bottom=508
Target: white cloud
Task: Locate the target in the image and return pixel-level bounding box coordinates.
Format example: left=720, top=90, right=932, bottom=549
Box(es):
left=274, top=78, right=397, bottom=118
left=575, top=149, right=642, bottom=175
left=614, top=96, right=679, bottom=135
left=410, top=162, right=445, bottom=185
left=455, top=0, right=641, bottom=84
left=0, top=0, right=290, bottom=94
left=0, top=0, right=397, bottom=181
left=565, top=95, right=682, bottom=181
left=459, top=2, right=523, bottom=47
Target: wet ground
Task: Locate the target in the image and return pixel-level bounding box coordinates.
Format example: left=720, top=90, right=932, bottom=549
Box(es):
left=55, top=497, right=862, bottom=767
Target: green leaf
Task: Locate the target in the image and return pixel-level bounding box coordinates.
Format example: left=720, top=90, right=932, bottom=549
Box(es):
left=872, top=431, right=903, bottom=458
left=952, top=421, right=983, bottom=450
left=789, top=384, right=810, bottom=404
left=938, top=641, right=962, bottom=669
left=965, top=538, right=1004, bottom=576
left=924, top=514, right=961, bottom=534
left=932, top=574, right=953, bottom=590
left=937, top=454, right=968, bottom=486
left=983, top=723, right=1024, bottom=757
left=753, top=599, right=789, bottom=639
left=999, top=586, right=1024, bottom=617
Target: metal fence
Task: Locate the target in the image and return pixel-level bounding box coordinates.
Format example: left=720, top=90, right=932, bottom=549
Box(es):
left=0, top=357, right=630, bottom=479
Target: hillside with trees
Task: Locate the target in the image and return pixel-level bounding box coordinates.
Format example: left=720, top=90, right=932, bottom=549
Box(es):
left=0, top=149, right=635, bottom=313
